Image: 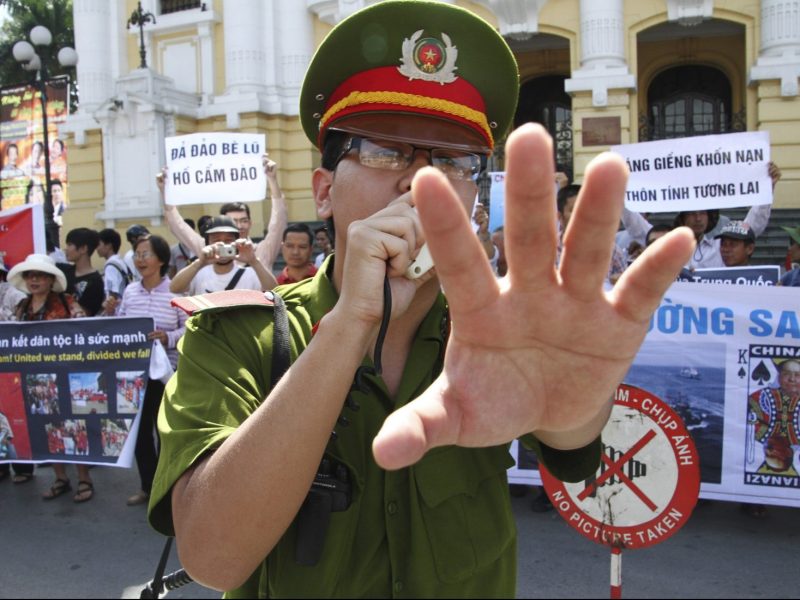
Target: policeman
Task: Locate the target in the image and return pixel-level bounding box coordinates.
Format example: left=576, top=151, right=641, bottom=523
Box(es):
left=148, top=1, right=694, bottom=597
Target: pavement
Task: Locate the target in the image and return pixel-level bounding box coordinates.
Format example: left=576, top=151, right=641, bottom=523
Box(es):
left=1, top=464, right=798, bottom=599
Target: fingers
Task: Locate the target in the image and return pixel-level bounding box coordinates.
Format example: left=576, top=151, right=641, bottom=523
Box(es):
left=558, top=152, right=629, bottom=300
left=372, top=378, right=457, bottom=470
left=503, top=123, right=559, bottom=288
left=611, top=227, right=695, bottom=323
left=413, top=168, right=498, bottom=316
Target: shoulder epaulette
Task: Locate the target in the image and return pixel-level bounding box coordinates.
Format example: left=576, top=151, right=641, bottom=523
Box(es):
left=172, top=289, right=276, bottom=316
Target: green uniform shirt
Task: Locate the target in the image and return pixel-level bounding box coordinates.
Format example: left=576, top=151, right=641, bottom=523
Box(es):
left=149, top=260, right=601, bottom=598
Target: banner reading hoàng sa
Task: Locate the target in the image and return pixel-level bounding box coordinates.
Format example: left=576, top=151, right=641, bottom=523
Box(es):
left=509, top=282, right=800, bottom=508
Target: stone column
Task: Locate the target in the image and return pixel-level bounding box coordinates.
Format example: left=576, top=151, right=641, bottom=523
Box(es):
left=222, top=0, right=267, bottom=94
left=72, top=0, right=113, bottom=113
left=750, top=0, right=800, bottom=96
left=274, top=0, right=315, bottom=115
left=565, top=0, right=635, bottom=107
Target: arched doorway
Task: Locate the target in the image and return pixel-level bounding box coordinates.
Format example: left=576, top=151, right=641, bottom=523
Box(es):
left=644, top=65, right=732, bottom=140
left=514, top=75, right=573, bottom=180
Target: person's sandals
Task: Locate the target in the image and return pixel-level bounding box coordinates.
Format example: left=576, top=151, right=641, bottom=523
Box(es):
left=73, top=480, right=94, bottom=503
left=42, top=478, right=72, bottom=500
left=12, top=473, right=34, bottom=484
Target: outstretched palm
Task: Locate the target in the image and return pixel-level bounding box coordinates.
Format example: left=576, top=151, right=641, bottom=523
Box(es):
left=372, top=124, right=695, bottom=469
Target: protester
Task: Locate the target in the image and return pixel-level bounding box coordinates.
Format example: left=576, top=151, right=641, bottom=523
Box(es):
left=168, top=218, right=197, bottom=279
left=62, top=227, right=105, bottom=316
left=0, top=258, right=28, bottom=484
left=96, top=228, right=130, bottom=315
left=0, top=257, right=25, bottom=321
left=621, top=162, right=781, bottom=269
left=161, top=154, right=287, bottom=271
left=8, top=254, right=92, bottom=500
left=716, top=221, right=756, bottom=267
left=275, top=223, right=317, bottom=284
left=558, top=184, right=626, bottom=286
left=780, top=224, right=800, bottom=286
left=147, top=2, right=694, bottom=596
left=118, top=234, right=186, bottom=507
left=313, top=225, right=333, bottom=269
left=169, top=217, right=277, bottom=295
left=123, top=224, right=149, bottom=282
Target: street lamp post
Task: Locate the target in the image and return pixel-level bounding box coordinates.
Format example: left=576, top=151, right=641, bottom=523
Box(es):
left=12, top=26, right=78, bottom=251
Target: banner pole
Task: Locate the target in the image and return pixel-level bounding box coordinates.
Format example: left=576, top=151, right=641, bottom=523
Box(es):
left=610, top=546, right=622, bottom=599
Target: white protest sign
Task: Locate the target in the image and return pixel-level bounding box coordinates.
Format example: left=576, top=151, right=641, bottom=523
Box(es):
left=612, top=131, right=772, bottom=213
left=164, top=133, right=266, bottom=206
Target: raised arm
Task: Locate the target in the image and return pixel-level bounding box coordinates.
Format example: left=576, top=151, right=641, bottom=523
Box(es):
left=158, top=168, right=205, bottom=257
left=255, top=155, right=288, bottom=270
left=744, top=161, right=781, bottom=236
left=169, top=248, right=211, bottom=294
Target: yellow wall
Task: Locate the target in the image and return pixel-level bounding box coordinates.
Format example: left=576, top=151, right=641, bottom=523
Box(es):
left=74, top=0, right=798, bottom=245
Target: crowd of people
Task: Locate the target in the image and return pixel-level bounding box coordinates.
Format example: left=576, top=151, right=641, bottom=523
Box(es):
left=0, top=3, right=798, bottom=595
left=0, top=151, right=328, bottom=506
left=0, top=124, right=796, bottom=517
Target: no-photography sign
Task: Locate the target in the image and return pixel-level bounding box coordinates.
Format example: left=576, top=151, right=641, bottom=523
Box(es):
left=541, top=384, right=701, bottom=550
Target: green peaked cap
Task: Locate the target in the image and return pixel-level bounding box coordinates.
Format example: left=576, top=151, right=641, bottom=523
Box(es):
left=300, top=0, right=520, bottom=152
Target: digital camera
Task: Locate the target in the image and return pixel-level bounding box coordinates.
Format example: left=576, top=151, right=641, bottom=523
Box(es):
left=217, top=243, right=237, bottom=258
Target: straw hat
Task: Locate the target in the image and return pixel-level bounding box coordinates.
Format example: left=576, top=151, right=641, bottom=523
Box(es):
left=7, top=253, right=67, bottom=293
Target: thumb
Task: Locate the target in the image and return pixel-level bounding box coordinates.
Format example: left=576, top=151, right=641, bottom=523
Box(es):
left=372, top=376, right=459, bottom=470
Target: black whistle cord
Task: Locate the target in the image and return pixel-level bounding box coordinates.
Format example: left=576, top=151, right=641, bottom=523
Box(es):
left=341, top=275, right=392, bottom=423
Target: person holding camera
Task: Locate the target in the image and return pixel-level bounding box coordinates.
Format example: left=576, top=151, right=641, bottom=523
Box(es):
left=169, top=217, right=277, bottom=296
left=159, top=154, right=288, bottom=272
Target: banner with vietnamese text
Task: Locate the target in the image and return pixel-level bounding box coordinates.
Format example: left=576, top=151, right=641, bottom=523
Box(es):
left=509, top=282, right=800, bottom=508
left=0, top=317, right=153, bottom=468
left=164, top=132, right=266, bottom=206
left=612, top=131, right=771, bottom=213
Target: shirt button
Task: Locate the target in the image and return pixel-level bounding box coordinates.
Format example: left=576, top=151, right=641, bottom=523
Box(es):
left=387, top=501, right=398, bottom=515
left=394, top=580, right=404, bottom=593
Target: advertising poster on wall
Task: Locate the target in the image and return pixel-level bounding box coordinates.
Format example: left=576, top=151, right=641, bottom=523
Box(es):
left=0, top=77, right=70, bottom=219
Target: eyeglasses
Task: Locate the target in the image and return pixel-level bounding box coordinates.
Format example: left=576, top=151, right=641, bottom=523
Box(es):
left=133, top=251, right=156, bottom=261
left=335, top=136, right=484, bottom=181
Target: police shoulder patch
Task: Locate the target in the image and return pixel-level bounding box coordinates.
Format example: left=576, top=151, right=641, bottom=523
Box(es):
left=172, top=289, right=276, bottom=316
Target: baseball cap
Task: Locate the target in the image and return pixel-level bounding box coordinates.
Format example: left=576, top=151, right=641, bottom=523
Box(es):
left=715, top=221, right=755, bottom=243
left=203, top=217, right=240, bottom=237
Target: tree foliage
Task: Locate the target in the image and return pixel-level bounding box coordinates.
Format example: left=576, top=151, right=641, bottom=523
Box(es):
left=0, top=0, right=76, bottom=107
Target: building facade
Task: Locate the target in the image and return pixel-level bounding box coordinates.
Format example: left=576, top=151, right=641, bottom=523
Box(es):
left=60, top=0, right=799, bottom=246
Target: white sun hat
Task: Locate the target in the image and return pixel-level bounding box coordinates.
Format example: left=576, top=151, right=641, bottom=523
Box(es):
left=7, top=253, right=67, bottom=294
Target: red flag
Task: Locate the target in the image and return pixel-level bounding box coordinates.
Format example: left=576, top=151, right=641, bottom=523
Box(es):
left=0, top=204, right=46, bottom=268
